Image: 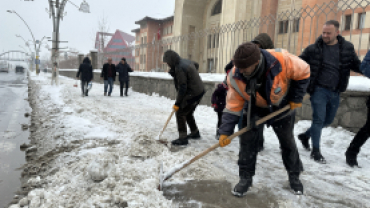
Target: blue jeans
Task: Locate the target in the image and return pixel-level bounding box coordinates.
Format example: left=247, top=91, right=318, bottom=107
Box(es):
left=104, top=77, right=114, bottom=94
left=304, top=86, right=340, bottom=149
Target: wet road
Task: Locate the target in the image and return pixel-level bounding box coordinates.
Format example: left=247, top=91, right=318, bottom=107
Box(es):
left=0, top=71, right=30, bottom=208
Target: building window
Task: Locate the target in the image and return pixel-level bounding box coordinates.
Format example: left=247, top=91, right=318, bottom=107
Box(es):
left=143, top=55, right=146, bottom=64
left=214, top=34, right=219, bottom=48
left=109, top=45, right=126, bottom=49
left=112, top=39, right=122, bottom=43
left=170, top=26, right=173, bottom=34
left=358, top=13, right=366, bottom=29
left=141, top=37, right=144, bottom=44
left=136, top=36, right=140, bottom=42
left=293, top=18, right=300, bottom=33
left=208, top=35, right=212, bottom=49
left=212, top=0, right=222, bottom=16
left=279, top=20, right=289, bottom=34
left=345, top=15, right=352, bottom=31
left=144, top=36, right=147, bottom=44
left=207, top=58, right=218, bottom=73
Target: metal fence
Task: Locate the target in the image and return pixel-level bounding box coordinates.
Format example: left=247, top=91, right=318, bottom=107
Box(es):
left=99, top=0, right=370, bottom=73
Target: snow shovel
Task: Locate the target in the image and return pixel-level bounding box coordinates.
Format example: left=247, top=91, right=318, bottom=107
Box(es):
left=156, top=109, right=176, bottom=143
left=158, top=97, right=308, bottom=191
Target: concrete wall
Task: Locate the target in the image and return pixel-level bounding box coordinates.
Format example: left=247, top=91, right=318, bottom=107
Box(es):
left=60, top=70, right=369, bottom=133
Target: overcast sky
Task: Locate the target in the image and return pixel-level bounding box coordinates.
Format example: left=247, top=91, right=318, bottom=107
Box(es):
left=0, top=0, right=174, bottom=58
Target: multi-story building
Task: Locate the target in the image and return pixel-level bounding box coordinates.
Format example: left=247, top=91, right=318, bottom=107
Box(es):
left=95, top=29, right=135, bottom=66
left=131, top=16, right=174, bottom=72
left=132, top=0, right=370, bottom=74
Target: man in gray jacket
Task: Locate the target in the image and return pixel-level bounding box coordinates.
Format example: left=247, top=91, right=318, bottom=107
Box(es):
left=163, top=50, right=205, bottom=145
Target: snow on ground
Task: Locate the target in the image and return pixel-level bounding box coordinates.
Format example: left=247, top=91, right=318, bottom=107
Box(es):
left=15, top=72, right=370, bottom=208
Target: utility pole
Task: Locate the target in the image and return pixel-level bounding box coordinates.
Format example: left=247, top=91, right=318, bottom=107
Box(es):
left=47, top=0, right=90, bottom=85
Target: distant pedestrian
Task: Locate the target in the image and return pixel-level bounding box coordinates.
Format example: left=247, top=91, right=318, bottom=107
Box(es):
left=211, top=82, right=228, bottom=139
left=100, top=58, right=116, bottom=96
left=345, top=50, right=370, bottom=167
left=298, top=20, right=364, bottom=164
left=76, top=57, right=93, bottom=97
left=163, top=50, right=205, bottom=146
left=116, top=57, right=133, bottom=97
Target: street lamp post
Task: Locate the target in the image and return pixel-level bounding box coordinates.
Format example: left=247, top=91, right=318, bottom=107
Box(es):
left=6, top=10, right=42, bottom=74
left=47, top=0, right=90, bottom=85
left=16, top=34, right=34, bottom=71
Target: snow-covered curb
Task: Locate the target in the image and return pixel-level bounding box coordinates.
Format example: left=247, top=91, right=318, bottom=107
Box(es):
left=59, top=69, right=370, bottom=91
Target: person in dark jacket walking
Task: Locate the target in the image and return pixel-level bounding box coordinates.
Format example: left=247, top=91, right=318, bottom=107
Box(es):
left=218, top=42, right=310, bottom=196
left=211, top=82, right=228, bottom=139
left=100, top=58, right=116, bottom=96
left=345, top=50, right=370, bottom=167
left=163, top=50, right=205, bottom=146
left=116, top=57, right=133, bottom=97
left=298, top=20, right=363, bottom=164
left=223, top=33, right=275, bottom=151
left=76, top=57, right=93, bottom=97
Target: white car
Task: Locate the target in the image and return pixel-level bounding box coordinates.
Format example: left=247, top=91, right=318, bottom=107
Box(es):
left=0, top=66, right=9, bottom=73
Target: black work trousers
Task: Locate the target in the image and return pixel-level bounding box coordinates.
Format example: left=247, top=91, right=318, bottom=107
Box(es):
left=119, top=80, right=129, bottom=96
left=238, top=110, right=302, bottom=176
left=347, top=106, right=370, bottom=155
left=176, top=100, right=201, bottom=139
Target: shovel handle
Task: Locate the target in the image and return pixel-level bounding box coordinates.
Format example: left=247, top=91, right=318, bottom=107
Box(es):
left=158, top=109, right=176, bottom=139
left=164, top=95, right=309, bottom=181
left=167, top=105, right=291, bottom=179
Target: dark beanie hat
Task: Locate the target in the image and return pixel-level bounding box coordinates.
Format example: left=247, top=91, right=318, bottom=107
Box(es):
left=233, top=42, right=260, bottom=69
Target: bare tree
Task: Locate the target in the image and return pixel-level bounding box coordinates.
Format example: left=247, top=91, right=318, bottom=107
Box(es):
left=91, top=14, right=111, bottom=68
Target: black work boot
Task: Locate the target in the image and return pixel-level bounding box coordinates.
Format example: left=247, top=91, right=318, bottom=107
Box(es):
left=171, top=134, right=189, bottom=146
left=187, top=131, right=201, bottom=140
left=298, top=133, right=311, bottom=151
left=345, top=150, right=359, bottom=167
left=288, top=173, right=304, bottom=195
left=310, top=147, right=326, bottom=164
left=232, top=171, right=253, bottom=197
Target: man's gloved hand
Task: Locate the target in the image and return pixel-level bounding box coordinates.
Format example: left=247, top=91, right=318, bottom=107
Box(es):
left=219, top=135, right=231, bottom=147
left=173, top=105, right=179, bottom=112
left=211, top=104, right=218, bottom=109
left=289, top=101, right=302, bottom=110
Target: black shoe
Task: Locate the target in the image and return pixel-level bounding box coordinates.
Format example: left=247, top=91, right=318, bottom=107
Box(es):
left=125, top=93, right=128, bottom=96
left=108, top=93, right=111, bottom=96
left=298, top=133, right=311, bottom=151
left=187, top=131, right=201, bottom=140
left=288, top=173, right=304, bottom=195
left=171, top=138, right=188, bottom=146
left=232, top=172, right=253, bottom=197
left=345, top=151, right=359, bottom=167
left=310, top=148, right=326, bottom=164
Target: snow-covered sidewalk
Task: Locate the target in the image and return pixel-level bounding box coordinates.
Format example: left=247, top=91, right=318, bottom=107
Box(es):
left=11, top=72, right=370, bottom=208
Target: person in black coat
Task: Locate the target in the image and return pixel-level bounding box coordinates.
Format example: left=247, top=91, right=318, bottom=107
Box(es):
left=100, top=58, right=116, bottom=96
left=115, top=57, right=133, bottom=96
left=345, top=50, right=370, bottom=167
left=298, top=20, right=363, bottom=164
left=211, top=82, right=228, bottom=139
left=76, top=57, right=93, bottom=97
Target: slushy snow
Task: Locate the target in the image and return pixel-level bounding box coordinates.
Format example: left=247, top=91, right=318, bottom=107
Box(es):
left=14, top=71, right=370, bottom=208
